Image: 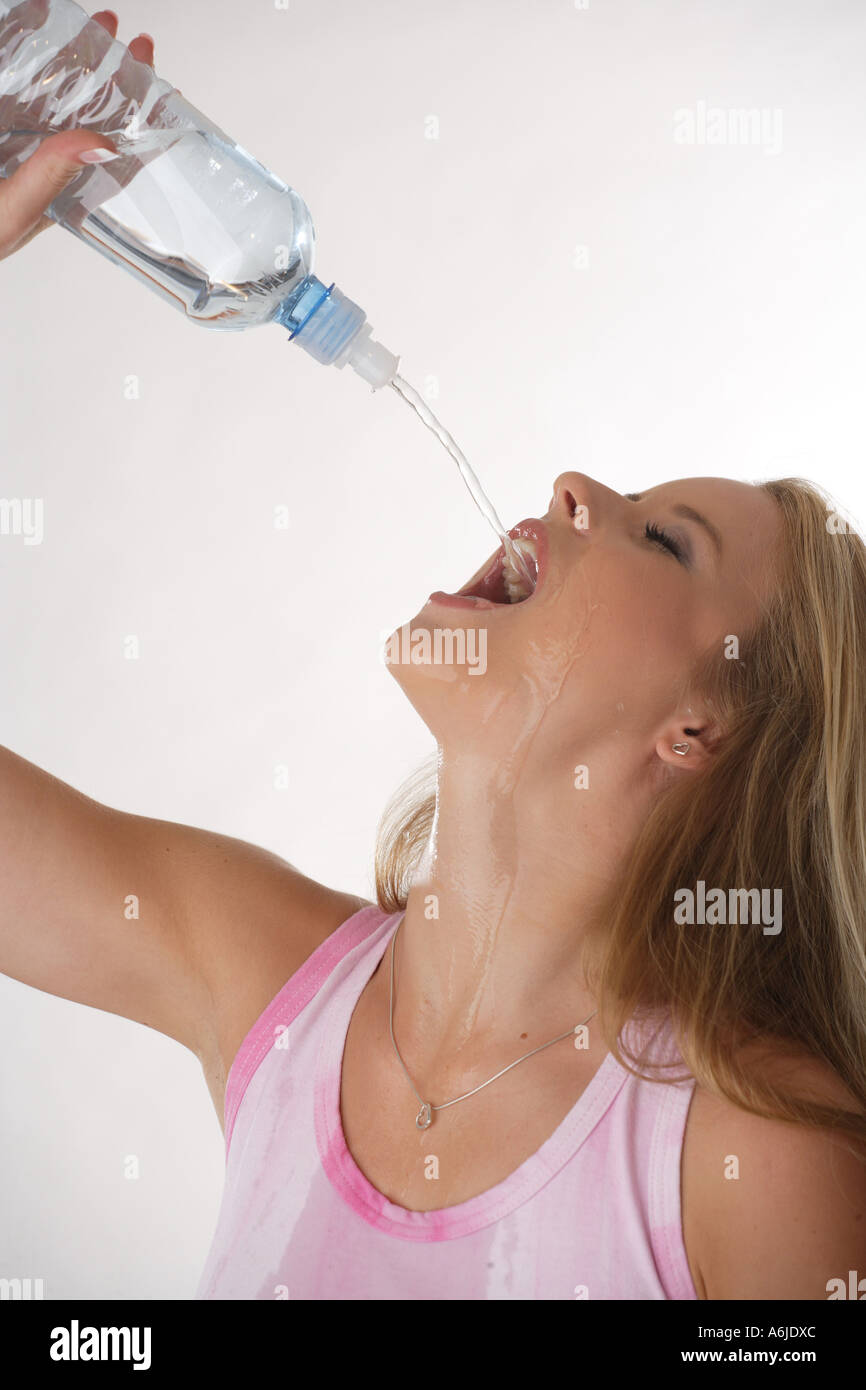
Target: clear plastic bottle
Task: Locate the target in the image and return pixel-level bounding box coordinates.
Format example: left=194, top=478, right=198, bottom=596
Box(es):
left=0, top=0, right=399, bottom=387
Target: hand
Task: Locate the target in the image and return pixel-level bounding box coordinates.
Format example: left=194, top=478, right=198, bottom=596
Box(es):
left=0, top=10, right=155, bottom=259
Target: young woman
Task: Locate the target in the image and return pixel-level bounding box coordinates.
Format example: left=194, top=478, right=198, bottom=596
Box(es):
left=3, top=9, right=865, bottom=1303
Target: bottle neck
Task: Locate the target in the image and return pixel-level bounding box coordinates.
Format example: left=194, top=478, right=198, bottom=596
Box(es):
left=274, top=275, right=400, bottom=388
left=274, top=275, right=365, bottom=363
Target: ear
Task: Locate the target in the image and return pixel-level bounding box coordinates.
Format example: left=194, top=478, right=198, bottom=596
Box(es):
left=654, top=712, right=721, bottom=773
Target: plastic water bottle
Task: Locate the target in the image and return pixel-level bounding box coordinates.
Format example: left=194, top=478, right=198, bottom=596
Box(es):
left=0, top=0, right=400, bottom=388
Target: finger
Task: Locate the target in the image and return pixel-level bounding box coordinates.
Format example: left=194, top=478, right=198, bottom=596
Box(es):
left=128, top=33, right=155, bottom=66
left=91, top=10, right=119, bottom=38
left=0, top=130, right=117, bottom=258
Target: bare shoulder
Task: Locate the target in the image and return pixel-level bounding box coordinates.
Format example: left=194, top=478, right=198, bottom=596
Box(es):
left=156, top=819, right=373, bottom=1112
left=682, top=1040, right=866, bottom=1300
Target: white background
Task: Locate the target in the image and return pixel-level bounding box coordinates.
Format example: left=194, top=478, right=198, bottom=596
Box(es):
left=1, top=0, right=864, bottom=1298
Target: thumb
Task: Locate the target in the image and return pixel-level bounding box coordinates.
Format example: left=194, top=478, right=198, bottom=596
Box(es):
left=0, top=130, right=117, bottom=256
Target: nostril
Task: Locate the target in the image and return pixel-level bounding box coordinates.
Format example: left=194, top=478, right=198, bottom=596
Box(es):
left=564, top=490, right=577, bottom=517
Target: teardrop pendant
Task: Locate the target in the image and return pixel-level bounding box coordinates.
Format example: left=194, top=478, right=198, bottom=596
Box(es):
left=415, top=1102, right=432, bottom=1130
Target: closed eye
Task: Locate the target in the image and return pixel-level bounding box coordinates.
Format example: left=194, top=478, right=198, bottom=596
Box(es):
left=645, top=520, right=686, bottom=563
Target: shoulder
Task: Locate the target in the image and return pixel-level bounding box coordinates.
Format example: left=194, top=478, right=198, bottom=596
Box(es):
left=682, top=1042, right=866, bottom=1300
left=154, top=818, right=373, bottom=1058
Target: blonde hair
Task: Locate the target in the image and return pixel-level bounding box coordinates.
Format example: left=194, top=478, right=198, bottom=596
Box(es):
left=375, top=477, right=866, bottom=1144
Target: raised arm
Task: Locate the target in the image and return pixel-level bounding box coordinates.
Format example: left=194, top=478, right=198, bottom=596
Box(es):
left=0, top=744, right=368, bottom=1120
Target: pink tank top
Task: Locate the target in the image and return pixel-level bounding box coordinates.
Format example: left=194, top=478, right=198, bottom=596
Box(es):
left=195, top=905, right=699, bottom=1300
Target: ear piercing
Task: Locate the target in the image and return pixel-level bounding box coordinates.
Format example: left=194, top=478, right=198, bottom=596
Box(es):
left=671, top=743, right=690, bottom=755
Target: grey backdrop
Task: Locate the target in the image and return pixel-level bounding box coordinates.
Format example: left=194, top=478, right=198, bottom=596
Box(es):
left=1, top=0, right=864, bottom=1298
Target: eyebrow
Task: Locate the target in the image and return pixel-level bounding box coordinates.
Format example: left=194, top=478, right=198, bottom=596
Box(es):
left=624, top=493, right=723, bottom=559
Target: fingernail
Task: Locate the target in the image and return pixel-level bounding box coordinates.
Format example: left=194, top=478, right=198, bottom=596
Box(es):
left=76, top=147, right=119, bottom=164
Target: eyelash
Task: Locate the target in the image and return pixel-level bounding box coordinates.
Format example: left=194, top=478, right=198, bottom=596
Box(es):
left=644, top=520, right=685, bottom=562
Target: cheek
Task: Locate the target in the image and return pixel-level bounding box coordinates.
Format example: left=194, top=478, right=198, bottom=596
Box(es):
left=543, top=557, right=697, bottom=693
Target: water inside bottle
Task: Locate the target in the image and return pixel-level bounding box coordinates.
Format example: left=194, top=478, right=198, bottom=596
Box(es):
left=389, top=375, right=536, bottom=592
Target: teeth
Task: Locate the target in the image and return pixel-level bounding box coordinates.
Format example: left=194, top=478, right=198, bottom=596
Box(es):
left=503, top=537, right=538, bottom=603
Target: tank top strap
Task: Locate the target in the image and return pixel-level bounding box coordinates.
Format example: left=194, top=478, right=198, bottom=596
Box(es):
left=224, top=903, right=395, bottom=1153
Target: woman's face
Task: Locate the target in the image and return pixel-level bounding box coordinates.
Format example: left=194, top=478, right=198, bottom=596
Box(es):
left=387, top=473, right=784, bottom=774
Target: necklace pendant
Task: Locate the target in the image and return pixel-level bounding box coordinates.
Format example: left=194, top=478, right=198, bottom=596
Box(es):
left=415, top=1102, right=433, bottom=1130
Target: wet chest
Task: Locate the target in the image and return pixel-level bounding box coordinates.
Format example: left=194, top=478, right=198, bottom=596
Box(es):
left=339, top=986, right=608, bottom=1212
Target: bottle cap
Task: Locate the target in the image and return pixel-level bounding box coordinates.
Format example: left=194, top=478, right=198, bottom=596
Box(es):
left=337, top=323, right=400, bottom=389
left=288, top=280, right=399, bottom=390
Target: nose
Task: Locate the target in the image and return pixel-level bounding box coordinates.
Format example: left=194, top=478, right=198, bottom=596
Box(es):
left=548, top=472, right=596, bottom=532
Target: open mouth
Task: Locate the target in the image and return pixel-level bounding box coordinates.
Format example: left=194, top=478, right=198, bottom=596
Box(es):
left=424, top=521, right=546, bottom=614
left=457, top=535, right=539, bottom=606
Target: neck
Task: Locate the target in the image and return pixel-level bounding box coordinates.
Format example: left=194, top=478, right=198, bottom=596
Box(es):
left=386, top=735, right=656, bottom=1082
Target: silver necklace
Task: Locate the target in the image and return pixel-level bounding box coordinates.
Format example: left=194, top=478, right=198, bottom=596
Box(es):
left=388, top=913, right=599, bottom=1130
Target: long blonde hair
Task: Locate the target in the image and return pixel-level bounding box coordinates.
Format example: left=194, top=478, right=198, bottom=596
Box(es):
left=375, top=477, right=866, bottom=1143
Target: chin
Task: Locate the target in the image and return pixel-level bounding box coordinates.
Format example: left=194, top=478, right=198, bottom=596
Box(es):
left=386, top=615, right=547, bottom=755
